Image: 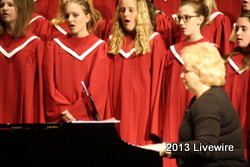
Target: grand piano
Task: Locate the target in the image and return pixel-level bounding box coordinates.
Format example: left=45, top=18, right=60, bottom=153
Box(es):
left=0, top=122, right=162, bottom=167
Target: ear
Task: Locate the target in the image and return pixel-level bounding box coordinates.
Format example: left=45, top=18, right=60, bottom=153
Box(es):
left=198, top=15, right=205, bottom=26
left=86, top=13, right=91, bottom=23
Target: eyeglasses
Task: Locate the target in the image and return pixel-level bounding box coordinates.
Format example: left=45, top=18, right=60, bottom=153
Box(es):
left=176, top=15, right=199, bottom=23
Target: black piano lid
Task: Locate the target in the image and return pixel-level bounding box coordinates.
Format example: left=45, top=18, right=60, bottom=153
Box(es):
left=0, top=122, right=163, bottom=167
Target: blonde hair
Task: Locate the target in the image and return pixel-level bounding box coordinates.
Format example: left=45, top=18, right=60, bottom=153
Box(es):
left=203, top=0, right=217, bottom=14
left=108, top=0, right=153, bottom=55
left=181, top=42, right=226, bottom=86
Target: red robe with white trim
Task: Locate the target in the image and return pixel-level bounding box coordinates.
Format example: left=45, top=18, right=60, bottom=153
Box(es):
left=0, top=33, right=45, bottom=123
left=216, top=0, right=241, bottom=24
left=201, top=10, right=232, bottom=55
left=47, top=22, right=71, bottom=41
left=43, top=34, right=110, bottom=123
left=223, top=54, right=250, bottom=159
left=27, top=13, right=52, bottom=42
left=108, top=32, right=166, bottom=145
left=155, top=10, right=179, bottom=48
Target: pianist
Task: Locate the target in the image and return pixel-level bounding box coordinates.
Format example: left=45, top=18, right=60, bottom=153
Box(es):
left=141, top=43, right=248, bottom=167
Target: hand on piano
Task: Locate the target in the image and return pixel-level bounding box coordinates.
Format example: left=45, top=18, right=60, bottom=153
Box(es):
left=139, top=143, right=172, bottom=157
left=61, top=110, right=76, bottom=123
left=102, top=117, right=119, bottom=122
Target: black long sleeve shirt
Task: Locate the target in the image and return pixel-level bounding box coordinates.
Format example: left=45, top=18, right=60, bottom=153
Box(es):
left=170, top=87, right=248, bottom=167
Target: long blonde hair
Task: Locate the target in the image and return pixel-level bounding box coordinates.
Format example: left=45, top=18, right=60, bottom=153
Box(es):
left=108, top=0, right=153, bottom=55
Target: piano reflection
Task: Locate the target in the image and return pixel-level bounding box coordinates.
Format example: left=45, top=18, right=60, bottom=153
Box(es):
left=0, top=122, right=162, bottom=167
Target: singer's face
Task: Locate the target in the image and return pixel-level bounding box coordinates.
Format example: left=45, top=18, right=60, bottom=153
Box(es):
left=65, top=2, right=90, bottom=37
left=235, top=17, right=250, bottom=48
left=0, top=0, right=18, bottom=27
left=119, top=0, right=137, bottom=33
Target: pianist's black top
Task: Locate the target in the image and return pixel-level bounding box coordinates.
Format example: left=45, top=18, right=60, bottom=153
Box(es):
left=170, top=86, right=248, bottom=167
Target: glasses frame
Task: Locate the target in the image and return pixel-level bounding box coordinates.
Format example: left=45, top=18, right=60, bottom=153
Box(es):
left=175, top=15, right=199, bottom=23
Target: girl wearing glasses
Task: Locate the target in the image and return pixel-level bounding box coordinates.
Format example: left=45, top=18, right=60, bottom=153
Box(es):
left=224, top=12, right=250, bottom=162
left=176, top=0, right=232, bottom=56
left=152, top=1, right=216, bottom=166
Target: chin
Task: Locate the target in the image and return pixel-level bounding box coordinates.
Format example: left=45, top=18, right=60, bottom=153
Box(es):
left=238, top=43, right=247, bottom=48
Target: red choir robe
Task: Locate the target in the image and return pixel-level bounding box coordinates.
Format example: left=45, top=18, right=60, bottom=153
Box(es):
left=155, top=10, right=179, bottom=48
left=0, top=33, right=45, bottom=123
left=175, top=10, right=232, bottom=56
left=93, top=0, right=118, bottom=22
left=27, top=13, right=52, bottom=42
left=108, top=32, right=166, bottom=145
left=216, top=0, right=241, bottom=24
left=47, top=22, right=71, bottom=41
left=43, top=34, right=110, bottom=123
left=223, top=54, right=250, bottom=159
left=248, top=76, right=250, bottom=163
left=201, top=10, right=232, bottom=55
left=94, top=19, right=114, bottom=41
left=154, top=0, right=180, bottom=17
left=35, top=0, right=59, bottom=21
left=155, top=38, right=214, bottom=167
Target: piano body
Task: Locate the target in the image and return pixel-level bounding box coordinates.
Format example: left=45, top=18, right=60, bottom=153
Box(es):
left=0, top=122, right=162, bottom=167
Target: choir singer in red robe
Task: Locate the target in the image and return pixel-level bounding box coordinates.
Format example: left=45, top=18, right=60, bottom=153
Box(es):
left=107, top=0, right=166, bottom=145
left=43, top=0, right=111, bottom=123
left=0, top=0, right=45, bottom=123
left=224, top=12, right=250, bottom=161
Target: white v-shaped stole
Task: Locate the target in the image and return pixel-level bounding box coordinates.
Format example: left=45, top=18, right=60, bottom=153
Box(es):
left=54, top=25, right=68, bottom=35
left=170, top=45, right=184, bottom=65
left=210, top=11, right=223, bottom=22
left=228, top=58, right=247, bottom=74
left=54, top=38, right=104, bottom=61
left=170, top=43, right=217, bottom=65
left=119, top=32, right=159, bottom=58
left=29, top=15, right=45, bottom=25
left=0, top=36, right=39, bottom=58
